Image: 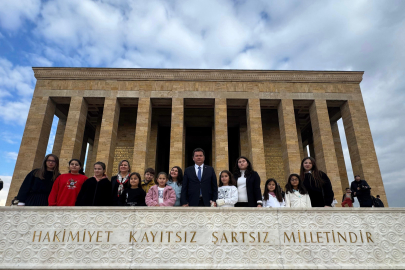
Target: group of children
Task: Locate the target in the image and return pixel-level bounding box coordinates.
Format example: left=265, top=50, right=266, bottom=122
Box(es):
left=17, top=155, right=311, bottom=208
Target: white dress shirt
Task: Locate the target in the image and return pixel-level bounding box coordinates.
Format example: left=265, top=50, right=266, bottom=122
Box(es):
left=194, top=164, right=204, bottom=178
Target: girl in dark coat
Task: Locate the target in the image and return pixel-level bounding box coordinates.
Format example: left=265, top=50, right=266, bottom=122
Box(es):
left=16, top=154, right=60, bottom=206
left=233, top=156, right=263, bottom=207
left=76, top=162, right=112, bottom=206
left=119, top=172, right=146, bottom=206
left=300, top=157, right=334, bottom=207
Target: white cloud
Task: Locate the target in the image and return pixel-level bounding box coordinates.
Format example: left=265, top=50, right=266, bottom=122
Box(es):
left=0, top=176, right=11, bottom=206
left=0, top=0, right=41, bottom=31
left=0, top=58, right=34, bottom=125
left=5, top=152, right=18, bottom=162
left=0, top=131, right=21, bottom=144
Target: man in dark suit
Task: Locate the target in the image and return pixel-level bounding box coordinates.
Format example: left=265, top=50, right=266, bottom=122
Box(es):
left=181, top=148, right=218, bottom=207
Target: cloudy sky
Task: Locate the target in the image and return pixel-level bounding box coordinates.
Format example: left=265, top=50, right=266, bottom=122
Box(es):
left=0, top=0, right=404, bottom=206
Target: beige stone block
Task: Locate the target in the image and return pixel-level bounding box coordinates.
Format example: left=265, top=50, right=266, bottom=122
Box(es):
left=59, top=97, right=88, bottom=173
left=96, top=97, right=120, bottom=178
left=52, top=118, right=66, bottom=157
left=309, top=100, right=343, bottom=205
left=6, top=96, right=56, bottom=205
left=331, top=121, right=349, bottom=192
left=278, top=99, right=302, bottom=180
left=214, top=98, right=229, bottom=176
left=147, top=122, right=158, bottom=169
left=133, top=98, right=152, bottom=175
left=169, top=98, right=184, bottom=171
left=247, top=99, right=267, bottom=187
left=341, top=100, right=387, bottom=206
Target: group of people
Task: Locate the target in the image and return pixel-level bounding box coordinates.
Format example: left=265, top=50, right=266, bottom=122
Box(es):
left=340, top=175, right=384, bottom=207
left=14, top=147, right=380, bottom=208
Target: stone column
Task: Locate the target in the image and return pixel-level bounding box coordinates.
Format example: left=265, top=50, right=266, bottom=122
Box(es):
left=331, top=121, right=349, bottom=192
left=240, top=123, right=249, bottom=158
left=6, top=96, right=56, bottom=205
left=341, top=100, right=387, bottom=205
left=246, top=99, right=266, bottom=183
left=96, top=97, right=120, bottom=178
left=278, top=99, right=302, bottom=178
left=169, top=98, right=184, bottom=170
left=309, top=100, right=343, bottom=204
left=214, top=98, right=229, bottom=176
left=147, top=121, right=158, bottom=169
left=52, top=118, right=66, bottom=157
left=59, top=97, right=88, bottom=173
left=133, top=98, right=152, bottom=175
left=309, top=143, right=315, bottom=158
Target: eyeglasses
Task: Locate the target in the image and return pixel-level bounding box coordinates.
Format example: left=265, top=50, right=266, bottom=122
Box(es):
left=46, top=160, right=56, bottom=163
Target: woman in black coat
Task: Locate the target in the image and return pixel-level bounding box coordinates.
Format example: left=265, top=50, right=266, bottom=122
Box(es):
left=16, top=154, right=60, bottom=206
left=300, top=157, right=334, bottom=207
left=76, top=162, right=112, bottom=206
left=233, top=156, right=262, bottom=207
left=111, top=160, right=131, bottom=206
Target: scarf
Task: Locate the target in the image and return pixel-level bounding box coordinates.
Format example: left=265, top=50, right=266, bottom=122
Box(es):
left=269, top=191, right=276, bottom=197
left=117, top=173, right=129, bottom=197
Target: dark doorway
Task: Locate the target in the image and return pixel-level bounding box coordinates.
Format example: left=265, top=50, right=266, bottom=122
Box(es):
left=155, top=125, right=170, bottom=174
left=185, top=127, right=212, bottom=167
left=228, top=126, right=240, bottom=171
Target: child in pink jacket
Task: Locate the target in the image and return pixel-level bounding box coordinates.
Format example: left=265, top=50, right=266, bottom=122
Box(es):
left=145, top=172, right=176, bottom=206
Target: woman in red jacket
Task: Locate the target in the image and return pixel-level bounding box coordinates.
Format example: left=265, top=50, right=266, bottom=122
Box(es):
left=48, top=159, right=87, bottom=206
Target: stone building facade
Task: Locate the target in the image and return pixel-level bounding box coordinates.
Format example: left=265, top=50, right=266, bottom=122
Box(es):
left=6, top=68, right=388, bottom=206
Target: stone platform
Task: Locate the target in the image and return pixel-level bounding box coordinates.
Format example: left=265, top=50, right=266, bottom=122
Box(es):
left=0, top=207, right=404, bottom=269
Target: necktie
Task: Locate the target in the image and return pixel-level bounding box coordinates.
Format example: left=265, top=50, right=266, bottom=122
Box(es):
left=198, top=166, right=202, bottom=197
left=198, top=166, right=202, bottom=181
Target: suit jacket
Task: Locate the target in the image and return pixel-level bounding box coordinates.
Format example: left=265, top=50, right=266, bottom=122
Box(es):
left=233, top=171, right=262, bottom=207
left=181, top=165, right=218, bottom=206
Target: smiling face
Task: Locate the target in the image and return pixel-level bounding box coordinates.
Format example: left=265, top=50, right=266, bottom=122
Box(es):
left=267, top=181, right=276, bottom=193
left=157, top=174, right=168, bottom=187
left=220, top=172, right=230, bottom=186
left=170, top=167, right=178, bottom=180
left=290, top=176, right=299, bottom=189
left=193, top=151, right=205, bottom=166
left=238, top=158, right=248, bottom=170
left=94, top=164, right=105, bottom=177
left=119, top=161, right=129, bottom=175
left=303, top=159, right=313, bottom=172
left=69, top=160, right=81, bottom=174
left=130, top=175, right=140, bottom=188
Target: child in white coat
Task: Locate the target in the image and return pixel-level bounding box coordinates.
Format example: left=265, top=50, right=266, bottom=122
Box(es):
left=284, top=174, right=311, bottom=208
left=216, top=170, right=238, bottom=207
left=263, top=178, right=285, bottom=207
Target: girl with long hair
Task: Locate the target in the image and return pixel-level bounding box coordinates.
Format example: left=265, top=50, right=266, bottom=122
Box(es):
left=216, top=170, right=238, bottom=207
left=120, top=172, right=146, bottom=206
left=48, top=159, right=87, bottom=206
left=16, top=154, right=61, bottom=206
left=300, top=157, right=334, bottom=207
left=167, top=166, right=183, bottom=206
left=262, top=178, right=285, bottom=207
left=233, top=156, right=262, bottom=207
left=111, top=160, right=131, bottom=206
left=284, top=174, right=311, bottom=208
left=75, top=162, right=112, bottom=206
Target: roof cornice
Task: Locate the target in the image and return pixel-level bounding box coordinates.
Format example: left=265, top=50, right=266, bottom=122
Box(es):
left=33, top=68, right=364, bottom=83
